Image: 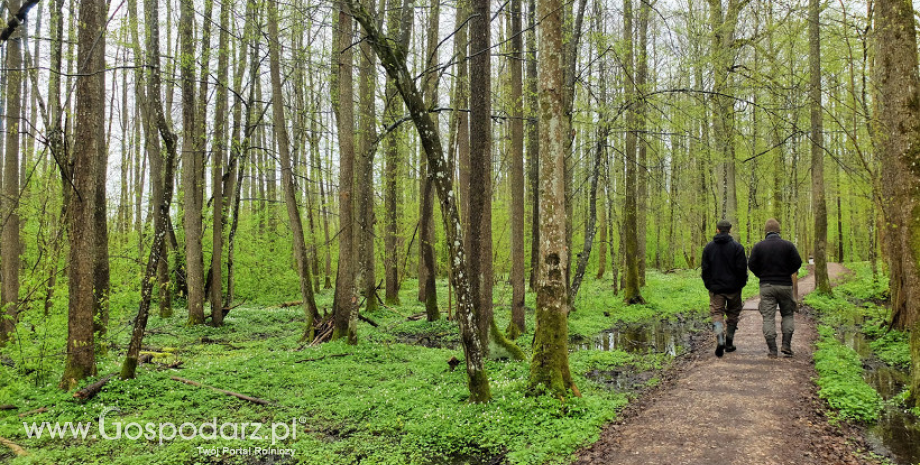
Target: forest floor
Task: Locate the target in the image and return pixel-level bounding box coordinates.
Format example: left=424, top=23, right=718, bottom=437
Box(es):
left=575, top=263, right=886, bottom=465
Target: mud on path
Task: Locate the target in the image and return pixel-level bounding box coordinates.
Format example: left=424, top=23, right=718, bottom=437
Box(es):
left=575, top=263, right=884, bottom=465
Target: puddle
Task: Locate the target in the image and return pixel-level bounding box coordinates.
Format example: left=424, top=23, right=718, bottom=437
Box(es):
left=586, top=368, right=655, bottom=392
left=835, top=327, right=920, bottom=465
left=569, top=322, right=694, bottom=356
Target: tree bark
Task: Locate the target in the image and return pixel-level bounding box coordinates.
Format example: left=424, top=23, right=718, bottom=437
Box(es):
left=469, top=0, right=493, bottom=352
left=526, top=0, right=540, bottom=291
left=0, top=0, right=22, bottom=346
left=508, top=0, right=525, bottom=336
left=873, top=0, right=920, bottom=408
left=62, top=0, right=106, bottom=389
left=809, top=0, right=830, bottom=294
left=416, top=0, right=438, bottom=319
left=622, top=0, right=643, bottom=304
left=180, top=0, right=205, bottom=325
left=332, top=2, right=359, bottom=343
left=356, top=0, right=380, bottom=315
left=636, top=0, right=650, bottom=283
left=528, top=0, right=578, bottom=398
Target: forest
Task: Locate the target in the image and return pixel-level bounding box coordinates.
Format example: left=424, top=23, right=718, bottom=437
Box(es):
left=0, top=0, right=919, bottom=461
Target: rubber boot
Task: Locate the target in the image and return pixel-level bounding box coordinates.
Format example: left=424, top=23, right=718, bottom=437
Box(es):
left=725, top=324, right=737, bottom=353
left=714, top=322, right=725, bottom=358
left=766, top=336, right=778, bottom=358
left=781, top=333, right=794, bottom=356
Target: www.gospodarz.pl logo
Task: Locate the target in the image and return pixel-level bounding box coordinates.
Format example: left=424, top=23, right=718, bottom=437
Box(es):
left=22, top=407, right=299, bottom=446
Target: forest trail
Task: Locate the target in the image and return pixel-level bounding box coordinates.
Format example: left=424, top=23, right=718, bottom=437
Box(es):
left=576, top=263, right=878, bottom=465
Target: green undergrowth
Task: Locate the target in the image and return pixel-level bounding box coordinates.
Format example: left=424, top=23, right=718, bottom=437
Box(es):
left=1, top=271, right=717, bottom=464
left=806, top=262, right=910, bottom=422
left=813, top=325, right=883, bottom=421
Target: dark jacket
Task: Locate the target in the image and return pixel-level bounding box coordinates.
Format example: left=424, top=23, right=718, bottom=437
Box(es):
left=748, top=232, right=803, bottom=286
left=701, top=233, right=748, bottom=293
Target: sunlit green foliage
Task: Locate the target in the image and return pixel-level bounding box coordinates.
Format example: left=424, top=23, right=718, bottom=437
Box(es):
left=0, top=270, right=721, bottom=464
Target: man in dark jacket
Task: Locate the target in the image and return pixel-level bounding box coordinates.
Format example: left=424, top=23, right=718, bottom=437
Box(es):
left=748, top=218, right=803, bottom=358
left=701, top=220, right=748, bottom=357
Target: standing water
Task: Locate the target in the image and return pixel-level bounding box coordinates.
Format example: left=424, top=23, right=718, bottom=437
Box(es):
left=570, top=321, right=695, bottom=356
left=838, top=327, right=920, bottom=465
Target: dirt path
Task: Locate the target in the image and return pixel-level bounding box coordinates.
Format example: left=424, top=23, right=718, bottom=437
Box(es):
left=576, top=263, right=881, bottom=465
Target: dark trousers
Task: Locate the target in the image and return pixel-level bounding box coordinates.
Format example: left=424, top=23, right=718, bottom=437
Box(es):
left=709, top=291, right=742, bottom=327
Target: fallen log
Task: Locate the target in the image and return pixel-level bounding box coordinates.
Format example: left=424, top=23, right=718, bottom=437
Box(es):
left=170, top=376, right=271, bottom=406
left=358, top=313, right=379, bottom=327
left=407, top=312, right=426, bottom=321
left=0, top=404, right=15, bottom=410
left=0, top=436, right=28, bottom=456
left=18, top=407, right=47, bottom=418
left=73, top=373, right=117, bottom=401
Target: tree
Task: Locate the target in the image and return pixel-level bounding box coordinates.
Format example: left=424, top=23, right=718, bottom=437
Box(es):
left=356, top=0, right=379, bottom=315
left=508, top=0, right=526, bottom=336
left=622, top=0, right=644, bottom=304
left=808, top=0, right=830, bottom=294
left=383, top=0, right=404, bottom=307
left=180, top=0, right=206, bottom=325
left=209, top=0, right=232, bottom=326
left=528, top=0, right=579, bottom=398
left=469, top=0, right=493, bottom=350
left=635, top=0, right=651, bottom=285
left=872, top=0, right=920, bottom=409
left=332, top=2, right=359, bottom=343
left=62, top=0, right=107, bottom=389
left=526, top=0, right=540, bottom=291
left=418, top=0, right=438, bottom=320
left=0, top=0, right=22, bottom=346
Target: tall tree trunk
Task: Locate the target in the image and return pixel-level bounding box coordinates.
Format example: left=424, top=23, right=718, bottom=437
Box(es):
left=622, top=0, right=643, bottom=304
left=356, top=0, right=380, bottom=315
left=209, top=0, right=232, bottom=326
left=873, top=0, right=920, bottom=408
left=332, top=2, right=359, bottom=343
left=809, top=0, right=830, bottom=293
left=180, top=0, right=205, bottom=325
left=384, top=0, right=404, bottom=306
left=0, top=0, right=22, bottom=345
left=419, top=0, right=438, bottom=319
left=62, top=0, right=106, bottom=389
left=635, top=0, right=649, bottom=283
left=267, top=0, right=320, bottom=341
left=507, top=0, right=525, bottom=336
left=92, top=90, right=110, bottom=348
left=528, top=0, right=578, bottom=398
left=526, top=0, right=539, bottom=291
left=454, top=0, right=471, bottom=255
left=469, top=0, right=493, bottom=352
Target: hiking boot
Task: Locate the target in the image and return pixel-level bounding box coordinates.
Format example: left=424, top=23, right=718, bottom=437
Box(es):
left=725, top=324, right=737, bottom=353
left=766, top=336, right=778, bottom=358
left=781, top=333, right=794, bottom=356
left=714, top=322, right=725, bottom=358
